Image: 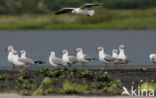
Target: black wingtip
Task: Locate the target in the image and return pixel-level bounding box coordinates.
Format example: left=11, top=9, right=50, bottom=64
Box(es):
left=93, top=58, right=97, bottom=60
left=34, top=61, right=46, bottom=64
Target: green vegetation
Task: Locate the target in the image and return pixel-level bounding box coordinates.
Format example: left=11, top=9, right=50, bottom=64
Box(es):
left=0, top=0, right=155, bottom=15
left=58, top=80, right=88, bottom=94
left=0, top=68, right=123, bottom=96
left=0, top=8, right=156, bottom=30
left=140, top=82, right=156, bottom=92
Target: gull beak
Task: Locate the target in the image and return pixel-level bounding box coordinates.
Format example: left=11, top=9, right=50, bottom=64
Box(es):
left=124, top=46, right=127, bottom=49
left=5, top=48, right=8, bottom=51
left=74, top=50, right=77, bottom=52
left=96, top=48, right=98, bottom=50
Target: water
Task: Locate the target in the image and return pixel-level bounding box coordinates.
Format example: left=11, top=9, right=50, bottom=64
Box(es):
left=0, top=30, right=155, bottom=67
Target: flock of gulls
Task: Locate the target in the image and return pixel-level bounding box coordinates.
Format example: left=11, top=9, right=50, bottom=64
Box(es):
left=5, top=45, right=156, bottom=72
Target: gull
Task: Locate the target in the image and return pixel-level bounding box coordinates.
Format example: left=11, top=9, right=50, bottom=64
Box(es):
left=118, top=45, right=129, bottom=68
left=12, top=50, right=25, bottom=72
left=49, top=51, right=66, bottom=67
left=75, top=48, right=95, bottom=68
left=20, top=50, right=45, bottom=71
left=112, top=49, right=119, bottom=68
left=96, top=47, right=118, bottom=70
left=55, top=3, right=100, bottom=16
left=149, top=54, right=156, bottom=67
left=5, top=46, right=16, bottom=72
left=61, top=49, right=78, bottom=69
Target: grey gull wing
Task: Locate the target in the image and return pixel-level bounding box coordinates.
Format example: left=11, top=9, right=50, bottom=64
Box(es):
left=55, top=8, right=74, bottom=15
left=104, top=55, right=118, bottom=62
left=52, top=57, right=65, bottom=65
left=80, top=3, right=100, bottom=9
left=18, top=58, right=34, bottom=65
left=68, top=56, right=78, bottom=64
left=84, top=54, right=95, bottom=61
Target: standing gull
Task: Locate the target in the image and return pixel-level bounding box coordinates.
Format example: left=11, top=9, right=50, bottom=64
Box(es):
left=5, top=46, right=16, bottom=72
left=61, top=49, right=78, bottom=69
left=96, top=47, right=118, bottom=70
left=112, top=49, right=119, bottom=68
left=75, top=48, right=95, bottom=68
left=118, top=45, right=129, bottom=68
left=55, top=3, right=100, bottom=16
left=49, top=51, right=66, bottom=67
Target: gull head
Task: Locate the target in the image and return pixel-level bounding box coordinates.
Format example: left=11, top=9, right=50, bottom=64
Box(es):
left=75, top=48, right=82, bottom=52
left=20, top=50, right=26, bottom=54
left=149, top=54, right=156, bottom=60
left=61, top=50, right=67, bottom=54
left=13, top=50, right=18, bottom=55
left=50, top=51, right=55, bottom=56
left=119, top=45, right=126, bottom=49
left=112, top=49, right=119, bottom=54
left=96, top=47, right=104, bottom=51
left=5, top=46, right=14, bottom=52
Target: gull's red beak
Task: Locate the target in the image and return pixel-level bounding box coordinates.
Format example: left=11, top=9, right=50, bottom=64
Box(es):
left=74, top=50, right=77, bottom=52
left=5, top=48, right=8, bottom=51
left=96, top=48, right=98, bottom=50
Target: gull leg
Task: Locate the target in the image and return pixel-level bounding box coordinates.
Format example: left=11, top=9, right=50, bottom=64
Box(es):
left=13, top=65, right=16, bottom=72
left=104, top=64, right=107, bottom=70
left=85, top=63, right=86, bottom=69
left=68, top=64, right=72, bottom=69
left=25, top=67, right=29, bottom=72
left=125, top=64, right=127, bottom=69
left=107, top=64, right=108, bottom=70
left=120, top=64, right=122, bottom=69
left=20, top=66, right=23, bottom=70
left=13, top=65, right=15, bottom=72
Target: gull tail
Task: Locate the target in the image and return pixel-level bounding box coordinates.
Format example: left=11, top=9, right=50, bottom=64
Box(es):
left=34, top=60, right=46, bottom=64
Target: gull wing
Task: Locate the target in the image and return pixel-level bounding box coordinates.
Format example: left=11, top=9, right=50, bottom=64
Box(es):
left=84, top=54, right=95, bottom=61
left=80, top=3, right=100, bottom=9
left=55, top=8, right=74, bottom=15
left=104, top=55, right=117, bottom=62
left=52, top=57, right=65, bottom=65
left=18, top=58, right=34, bottom=65
left=68, top=56, right=78, bottom=64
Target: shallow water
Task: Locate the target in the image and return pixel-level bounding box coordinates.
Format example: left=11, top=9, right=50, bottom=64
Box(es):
left=0, top=30, right=155, bottom=66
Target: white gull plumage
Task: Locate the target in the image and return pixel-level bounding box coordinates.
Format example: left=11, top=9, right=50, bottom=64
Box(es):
left=149, top=54, right=156, bottom=66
